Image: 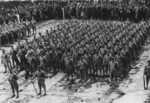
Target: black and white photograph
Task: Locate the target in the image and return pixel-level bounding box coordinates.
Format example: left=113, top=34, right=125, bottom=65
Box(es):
left=0, top=0, right=150, bottom=103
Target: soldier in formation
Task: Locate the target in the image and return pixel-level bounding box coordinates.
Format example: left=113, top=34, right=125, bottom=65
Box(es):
left=7, top=19, right=150, bottom=84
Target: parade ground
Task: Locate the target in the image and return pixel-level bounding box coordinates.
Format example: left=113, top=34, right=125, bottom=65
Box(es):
left=0, top=20, right=150, bottom=103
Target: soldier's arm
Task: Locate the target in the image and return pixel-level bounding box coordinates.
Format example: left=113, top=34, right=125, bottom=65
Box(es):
left=32, top=71, right=37, bottom=80
left=144, top=66, right=147, bottom=75
left=42, top=70, right=48, bottom=78
left=1, top=55, right=3, bottom=64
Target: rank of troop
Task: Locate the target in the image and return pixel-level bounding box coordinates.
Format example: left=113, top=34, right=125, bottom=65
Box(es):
left=2, top=20, right=150, bottom=84
left=0, top=0, right=150, bottom=46
left=0, top=19, right=36, bottom=47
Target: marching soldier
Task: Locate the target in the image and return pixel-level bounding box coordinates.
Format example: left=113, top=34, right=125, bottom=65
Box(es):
left=8, top=69, right=19, bottom=98
left=32, top=66, right=47, bottom=96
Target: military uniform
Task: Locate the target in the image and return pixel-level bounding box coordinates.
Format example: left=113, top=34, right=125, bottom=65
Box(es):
left=8, top=70, right=19, bottom=98
left=10, top=47, right=20, bottom=68
left=77, top=57, right=88, bottom=82
left=1, top=50, right=10, bottom=73
left=144, top=61, right=150, bottom=90
left=109, top=58, right=117, bottom=83
left=32, top=66, right=47, bottom=95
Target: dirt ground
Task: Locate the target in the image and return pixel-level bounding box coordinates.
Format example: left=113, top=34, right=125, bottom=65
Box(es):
left=0, top=20, right=150, bottom=103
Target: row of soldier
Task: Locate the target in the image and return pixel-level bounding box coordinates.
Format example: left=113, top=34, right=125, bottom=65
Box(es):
left=0, top=19, right=36, bottom=47
left=2, top=20, right=150, bottom=83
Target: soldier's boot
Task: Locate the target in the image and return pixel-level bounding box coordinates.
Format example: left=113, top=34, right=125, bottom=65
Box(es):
left=42, top=83, right=47, bottom=96
left=4, top=64, right=7, bottom=73
left=11, top=94, right=15, bottom=98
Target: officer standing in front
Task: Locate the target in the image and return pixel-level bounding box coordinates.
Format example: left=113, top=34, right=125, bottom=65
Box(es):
left=8, top=69, right=19, bottom=98
left=32, top=66, right=47, bottom=96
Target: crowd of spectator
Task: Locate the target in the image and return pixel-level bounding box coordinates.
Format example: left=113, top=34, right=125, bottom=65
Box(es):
left=0, top=0, right=150, bottom=25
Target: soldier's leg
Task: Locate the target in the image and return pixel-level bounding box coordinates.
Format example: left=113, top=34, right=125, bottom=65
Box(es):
left=94, top=65, right=97, bottom=80
left=31, top=65, right=34, bottom=76
left=104, top=64, right=108, bottom=76
left=14, top=82, right=19, bottom=98
left=14, top=58, right=20, bottom=68
left=53, top=61, right=57, bottom=73
left=114, top=69, right=117, bottom=82
left=38, top=80, right=42, bottom=94
left=110, top=71, right=113, bottom=84
left=18, top=31, right=22, bottom=40
left=11, top=32, right=15, bottom=43
left=6, top=34, right=10, bottom=45
left=96, top=64, right=99, bottom=75
left=4, top=62, right=8, bottom=73
left=25, top=69, right=30, bottom=80
left=84, top=70, right=87, bottom=82
left=80, top=70, right=82, bottom=81
left=93, top=64, right=95, bottom=76
left=0, top=36, right=1, bottom=49
left=33, top=26, right=36, bottom=34
left=28, top=28, right=31, bottom=36
left=89, top=63, right=92, bottom=75
left=98, top=65, right=100, bottom=76
left=94, top=64, right=97, bottom=76
left=70, top=69, right=73, bottom=80
left=144, top=75, right=148, bottom=89
left=10, top=83, right=15, bottom=97
left=146, top=76, right=150, bottom=89
left=12, top=58, right=15, bottom=67
left=7, top=61, right=12, bottom=72
left=41, top=80, right=46, bottom=95
left=67, top=69, right=70, bottom=80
